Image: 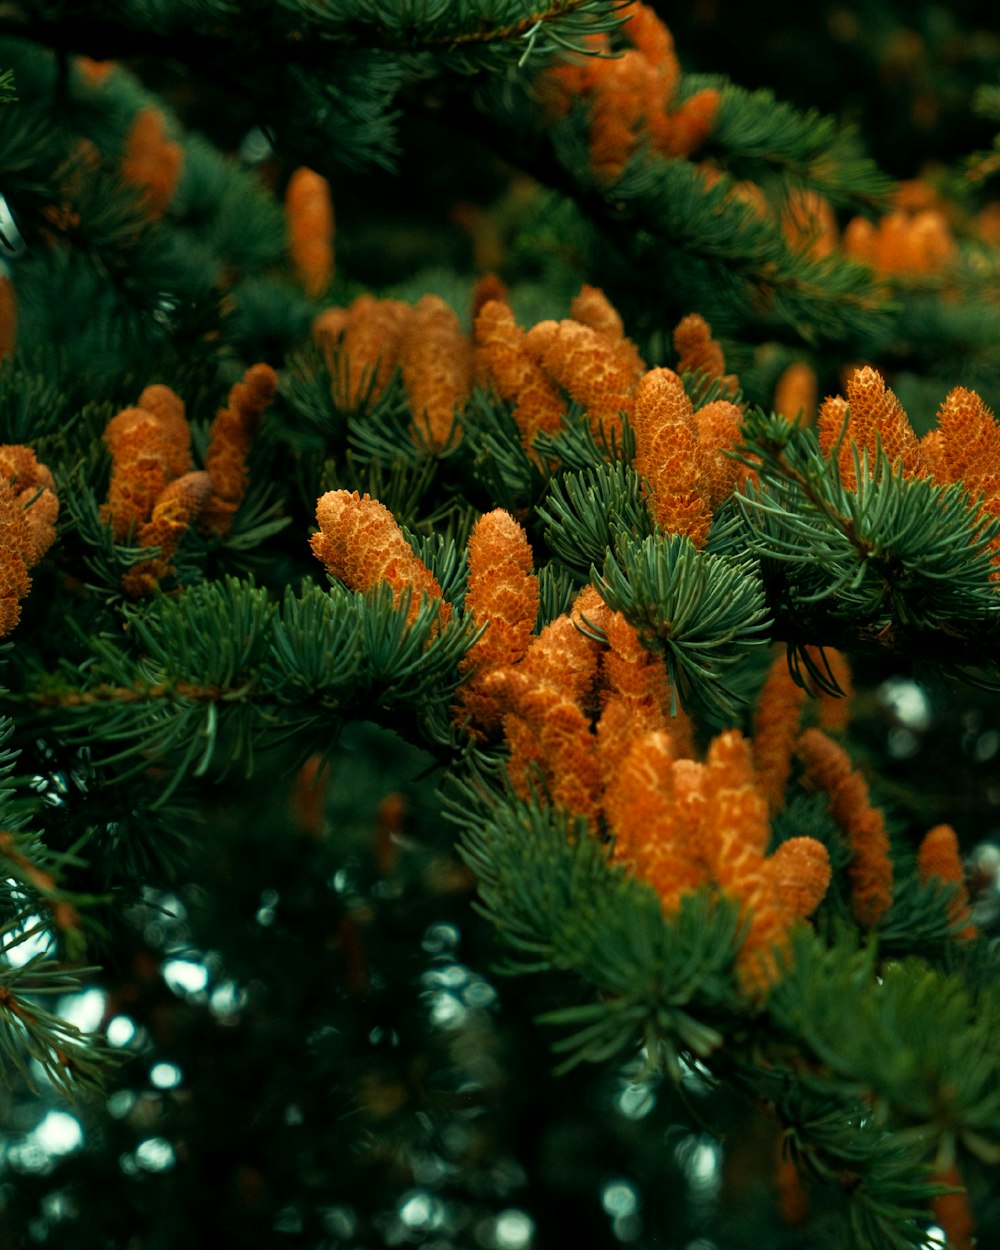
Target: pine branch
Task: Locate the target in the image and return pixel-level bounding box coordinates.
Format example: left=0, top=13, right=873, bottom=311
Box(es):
left=593, top=528, right=771, bottom=720
left=735, top=409, right=1000, bottom=673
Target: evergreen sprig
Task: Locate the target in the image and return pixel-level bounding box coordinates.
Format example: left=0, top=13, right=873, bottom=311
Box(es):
left=736, top=408, right=1000, bottom=665
left=594, top=528, right=771, bottom=718
left=538, top=459, right=652, bottom=581
left=452, top=782, right=744, bottom=1074
left=705, top=82, right=893, bottom=211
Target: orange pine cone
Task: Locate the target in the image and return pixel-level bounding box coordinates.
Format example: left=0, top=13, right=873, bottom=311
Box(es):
left=700, top=731, right=780, bottom=994
left=122, top=470, right=213, bottom=597
left=135, top=384, right=192, bottom=478
left=773, top=362, right=818, bottom=425
left=75, top=56, right=115, bottom=86
left=774, top=1143, right=809, bottom=1225
left=528, top=694, right=603, bottom=828
left=842, top=215, right=878, bottom=267
left=918, top=427, right=949, bottom=482
left=285, top=167, right=335, bottom=299
left=310, top=489, right=450, bottom=628
left=694, top=399, right=744, bottom=508
left=606, top=730, right=708, bottom=911
left=101, top=389, right=194, bottom=542
left=535, top=318, right=644, bottom=442
left=704, top=729, right=771, bottom=855
left=917, top=824, right=976, bottom=939
left=596, top=610, right=680, bottom=779
left=623, top=1, right=680, bottom=83
left=600, top=609, right=672, bottom=706
left=0, top=473, right=33, bottom=637
left=399, top=295, right=472, bottom=453
left=120, top=107, right=183, bottom=219
left=473, top=299, right=566, bottom=449
left=797, top=727, right=893, bottom=927
left=753, top=650, right=808, bottom=813
left=934, top=386, right=1000, bottom=492
left=201, top=363, right=279, bottom=535
left=845, top=366, right=922, bottom=476
left=312, top=305, right=350, bottom=356
left=569, top=284, right=625, bottom=341
left=316, top=298, right=401, bottom=408
left=768, top=837, right=832, bottom=918
left=587, top=50, right=658, bottom=183
left=491, top=667, right=602, bottom=829
left=674, top=312, right=728, bottom=384
left=0, top=446, right=59, bottom=566
left=817, top=368, right=921, bottom=488
left=632, top=368, right=711, bottom=545
left=289, top=754, right=331, bottom=838
left=512, top=604, right=604, bottom=711
left=816, top=393, right=850, bottom=462
left=930, top=1163, right=975, bottom=1250
left=456, top=509, right=539, bottom=732
left=101, top=410, right=172, bottom=540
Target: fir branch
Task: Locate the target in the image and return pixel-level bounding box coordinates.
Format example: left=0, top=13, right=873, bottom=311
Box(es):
left=538, top=459, right=651, bottom=581
left=0, top=955, right=117, bottom=1097
left=593, top=528, right=771, bottom=720
left=450, top=782, right=744, bottom=1074
left=704, top=82, right=893, bottom=212
left=282, top=0, right=631, bottom=63
left=471, top=72, right=893, bottom=349
left=736, top=409, right=1000, bottom=666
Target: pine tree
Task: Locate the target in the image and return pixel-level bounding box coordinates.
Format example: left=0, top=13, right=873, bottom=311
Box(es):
left=0, top=3, right=998, bottom=1247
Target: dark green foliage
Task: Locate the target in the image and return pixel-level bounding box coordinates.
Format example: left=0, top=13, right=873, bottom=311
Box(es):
left=595, top=530, right=771, bottom=718
left=0, top=3, right=998, bottom=1248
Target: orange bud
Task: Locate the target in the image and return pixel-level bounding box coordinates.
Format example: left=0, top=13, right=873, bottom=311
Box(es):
left=814, top=647, right=853, bottom=732
left=102, top=387, right=193, bottom=541
left=774, top=1144, right=809, bottom=1226
left=845, top=366, right=922, bottom=477
left=474, top=300, right=566, bottom=449
left=535, top=318, right=643, bottom=443
left=456, top=509, right=539, bottom=732
left=201, top=363, right=279, bottom=535
left=935, top=386, right=1000, bottom=491
left=285, top=167, right=334, bottom=298
left=674, top=313, right=728, bottom=383
left=310, top=490, right=450, bottom=628
left=768, top=837, right=831, bottom=918
left=337, top=295, right=413, bottom=409
left=632, top=368, right=711, bottom=545
left=753, top=650, right=808, bottom=813
left=121, top=107, right=183, bottom=219
left=657, top=88, right=719, bottom=159
left=917, top=824, right=976, bottom=939
left=399, top=295, right=472, bottom=453
left=570, top=284, right=625, bottom=340
left=797, top=728, right=893, bottom=927
left=694, top=399, right=744, bottom=508
left=606, top=731, right=708, bottom=910
left=470, top=273, right=509, bottom=322
left=773, top=362, right=818, bottom=425
left=289, top=754, right=331, bottom=838
left=122, top=470, right=212, bottom=597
